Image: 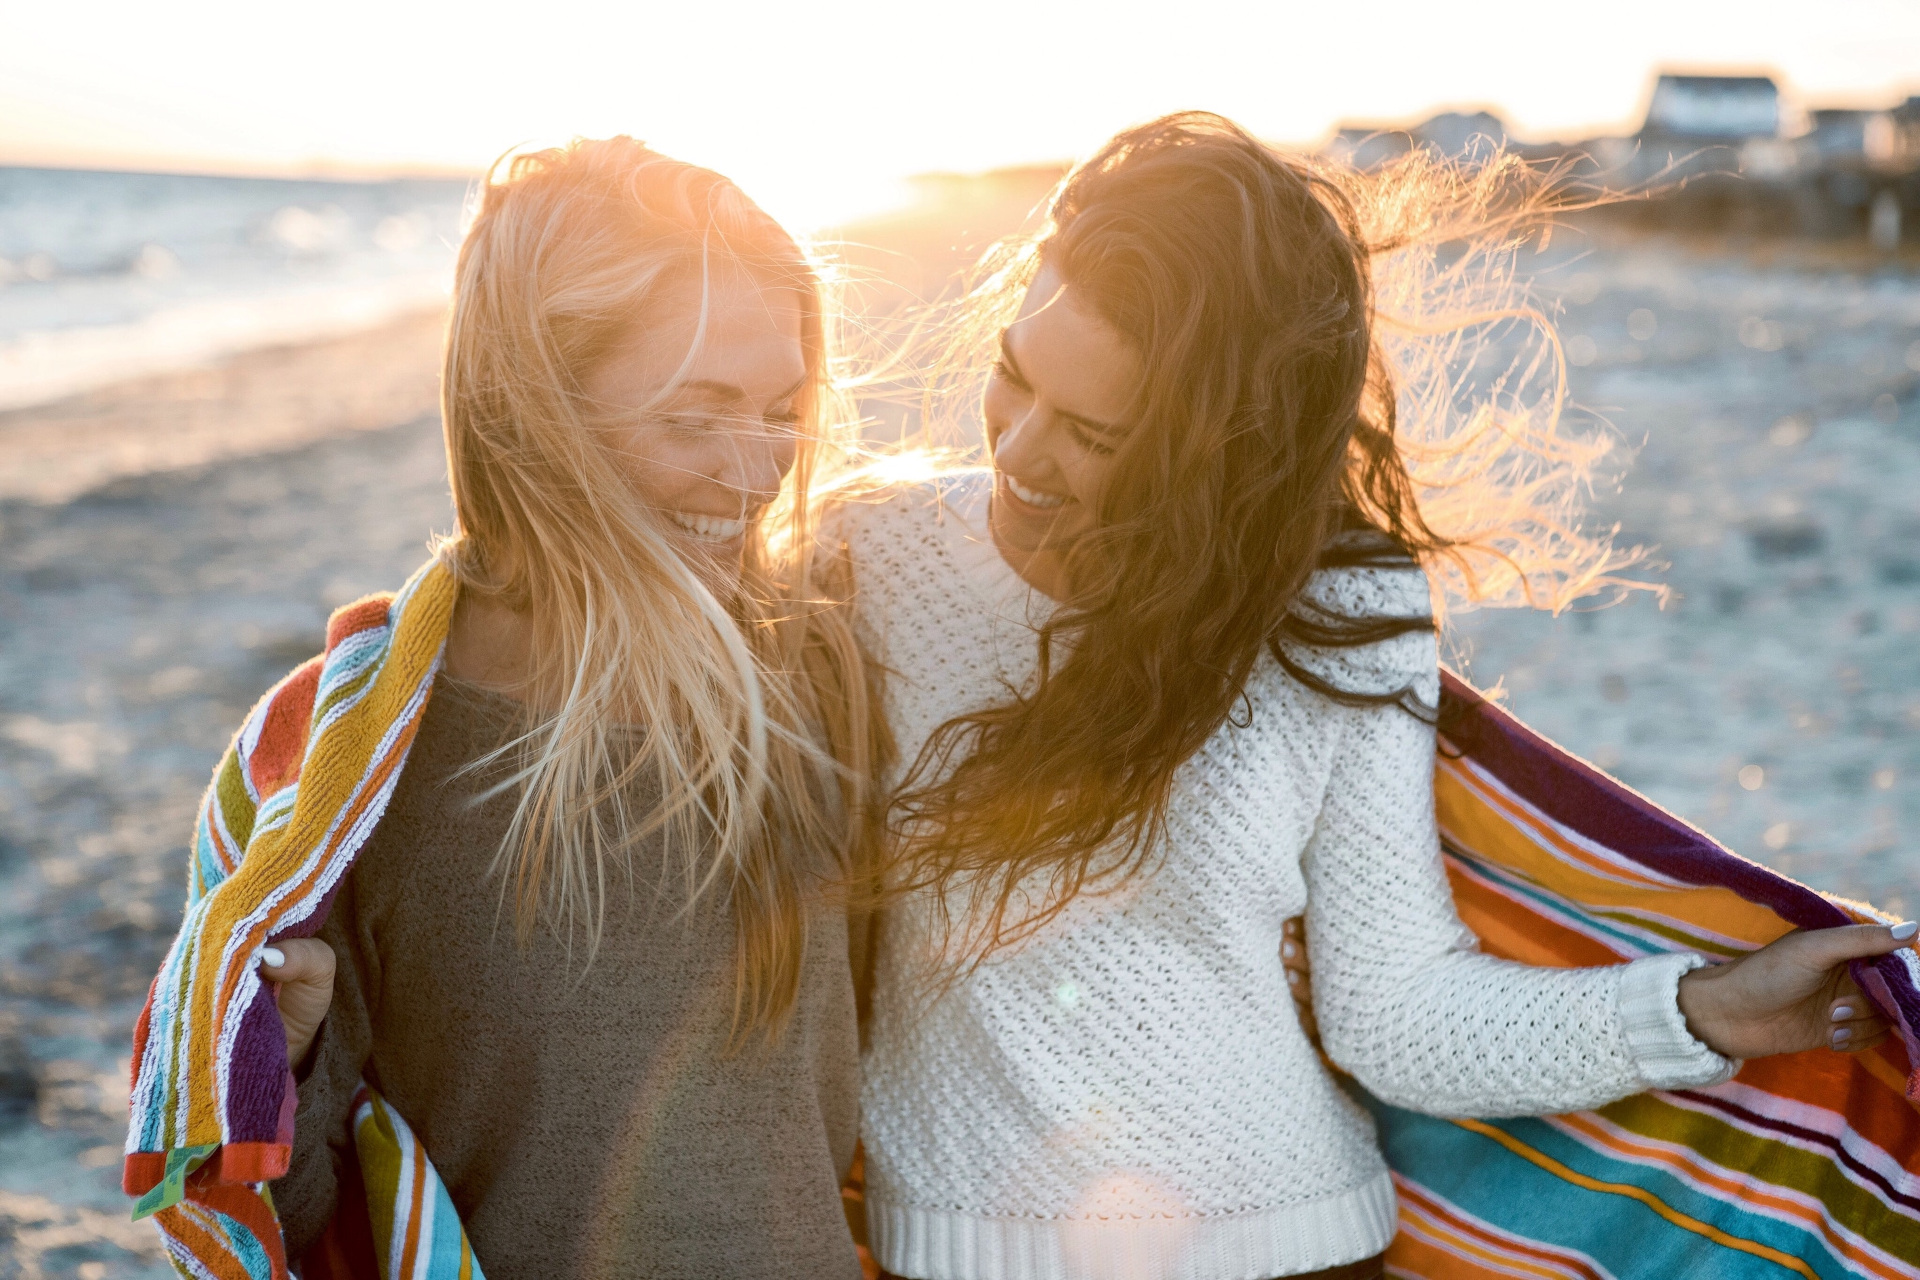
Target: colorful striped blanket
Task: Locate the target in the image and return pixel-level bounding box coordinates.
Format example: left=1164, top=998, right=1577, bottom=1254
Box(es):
left=124, top=559, right=1920, bottom=1276
left=121, top=558, right=474, bottom=1280
left=1373, top=671, right=1920, bottom=1278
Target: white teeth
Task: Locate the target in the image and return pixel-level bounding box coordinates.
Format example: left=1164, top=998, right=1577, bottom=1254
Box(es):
left=1004, top=474, right=1068, bottom=510
left=669, top=511, right=747, bottom=542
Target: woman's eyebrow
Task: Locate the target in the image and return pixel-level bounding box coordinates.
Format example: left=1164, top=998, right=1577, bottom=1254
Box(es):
left=999, top=330, right=1124, bottom=437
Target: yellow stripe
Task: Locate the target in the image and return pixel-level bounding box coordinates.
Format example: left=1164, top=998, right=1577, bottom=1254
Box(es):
left=1436, top=770, right=1792, bottom=949
left=1452, top=1117, right=1821, bottom=1280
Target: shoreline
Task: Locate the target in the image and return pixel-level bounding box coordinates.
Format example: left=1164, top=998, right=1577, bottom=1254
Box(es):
left=0, top=307, right=446, bottom=505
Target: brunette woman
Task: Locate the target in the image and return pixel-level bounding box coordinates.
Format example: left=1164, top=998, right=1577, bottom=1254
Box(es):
left=840, top=113, right=1912, bottom=1280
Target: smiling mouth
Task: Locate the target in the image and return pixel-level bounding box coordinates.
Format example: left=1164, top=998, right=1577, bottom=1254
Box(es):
left=669, top=511, right=748, bottom=542
left=1003, top=474, right=1068, bottom=510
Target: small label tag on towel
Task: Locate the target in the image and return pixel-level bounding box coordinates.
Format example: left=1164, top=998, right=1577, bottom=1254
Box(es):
left=132, top=1143, right=218, bottom=1220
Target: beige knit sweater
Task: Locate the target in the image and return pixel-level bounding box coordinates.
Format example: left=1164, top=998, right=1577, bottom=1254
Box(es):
left=845, top=473, right=1735, bottom=1280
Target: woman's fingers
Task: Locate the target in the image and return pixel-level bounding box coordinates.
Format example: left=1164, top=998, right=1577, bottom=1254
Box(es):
left=1835, top=1025, right=1890, bottom=1053
left=260, top=938, right=336, bottom=1069
left=1828, top=1016, right=1889, bottom=1050
left=1790, top=921, right=1919, bottom=973
left=260, top=937, right=333, bottom=985
left=1826, top=992, right=1890, bottom=1053
left=1281, top=916, right=1320, bottom=1047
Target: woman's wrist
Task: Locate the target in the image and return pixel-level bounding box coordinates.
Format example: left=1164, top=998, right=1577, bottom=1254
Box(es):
left=1674, top=961, right=1739, bottom=1058
left=1624, top=953, right=1739, bottom=1085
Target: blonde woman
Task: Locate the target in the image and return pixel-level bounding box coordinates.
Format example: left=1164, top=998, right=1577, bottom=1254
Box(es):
left=841, top=114, right=1912, bottom=1280
left=257, top=139, right=882, bottom=1277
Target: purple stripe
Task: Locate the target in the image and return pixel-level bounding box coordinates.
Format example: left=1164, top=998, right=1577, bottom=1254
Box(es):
left=1670, top=1088, right=1920, bottom=1214
left=226, top=988, right=289, bottom=1144
left=1440, top=668, right=1920, bottom=1084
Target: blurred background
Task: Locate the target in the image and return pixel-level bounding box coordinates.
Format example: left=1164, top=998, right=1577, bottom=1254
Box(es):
left=4, top=2, right=1920, bottom=1274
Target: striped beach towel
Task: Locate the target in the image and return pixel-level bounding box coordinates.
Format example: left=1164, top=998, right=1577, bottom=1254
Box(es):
left=121, top=558, right=477, bottom=1280
left=126, top=561, right=1920, bottom=1277
left=1371, top=671, right=1920, bottom=1278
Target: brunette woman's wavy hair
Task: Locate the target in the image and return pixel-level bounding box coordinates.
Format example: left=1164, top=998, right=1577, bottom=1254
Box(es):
left=890, top=111, right=1644, bottom=962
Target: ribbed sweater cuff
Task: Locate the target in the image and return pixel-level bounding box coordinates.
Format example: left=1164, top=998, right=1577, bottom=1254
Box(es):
left=1618, top=952, right=1740, bottom=1089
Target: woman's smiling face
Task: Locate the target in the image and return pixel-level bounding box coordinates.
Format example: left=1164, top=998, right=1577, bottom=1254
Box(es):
left=983, top=262, right=1142, bottom=599
left=579, top=271, right=805, bottom=589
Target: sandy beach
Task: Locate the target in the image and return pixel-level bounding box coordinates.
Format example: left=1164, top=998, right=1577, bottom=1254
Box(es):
left=0, top=308, right=446, bottom=505
left=1, top=208, right=1917, bottom=1276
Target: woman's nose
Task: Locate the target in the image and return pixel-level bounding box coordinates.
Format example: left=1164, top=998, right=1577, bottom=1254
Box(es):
left=992, top=402, right=1048, bottom=473
left=719, top=422, right=796, bottom=510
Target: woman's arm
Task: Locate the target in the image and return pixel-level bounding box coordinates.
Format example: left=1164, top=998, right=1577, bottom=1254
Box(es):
left=1300, top=633, right=1739, bottom=1116
left=1299, top=632, right=1915, bottom=1117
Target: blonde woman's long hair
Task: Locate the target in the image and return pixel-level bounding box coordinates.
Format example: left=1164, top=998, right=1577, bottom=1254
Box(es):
left=439, top=137, right=883, bottom=1039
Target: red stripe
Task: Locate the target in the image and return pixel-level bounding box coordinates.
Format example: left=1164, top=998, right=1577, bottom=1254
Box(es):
left=247, top=660, right=322, bottom=797
left=326, top=596, right=393, bottom=650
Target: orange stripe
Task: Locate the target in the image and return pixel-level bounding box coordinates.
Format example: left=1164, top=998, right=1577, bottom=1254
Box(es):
left=1438, top=760, right=1672, bottom=889
left=1733, top=1048, right=1920, bottom=1151
left=326, top=594, right=394, bottom=649
left=1446, top=861, right=1624, bottom=968
left=1391, top=1185, right=1597, bottom=1278
left=158, top=1201, right=256, bottom=1280
left=1437, top=763, right=1792, bottom=948
left=400, top=1129, right=428, bottom=1280
left=1453, top=1117, right=1822, bottom=1279
left=1399, top=1179, right=1609, bottom=1278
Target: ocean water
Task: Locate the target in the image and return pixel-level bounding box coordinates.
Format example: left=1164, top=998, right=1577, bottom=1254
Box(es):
left=0, top=167, right=469, bottom=410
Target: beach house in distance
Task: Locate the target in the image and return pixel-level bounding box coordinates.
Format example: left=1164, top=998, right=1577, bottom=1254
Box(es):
left=1327, top=71, right=1920, bottom=245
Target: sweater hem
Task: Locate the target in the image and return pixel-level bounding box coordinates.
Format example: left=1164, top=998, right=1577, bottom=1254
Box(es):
left=867, top=1171, right=1397, bottom=1280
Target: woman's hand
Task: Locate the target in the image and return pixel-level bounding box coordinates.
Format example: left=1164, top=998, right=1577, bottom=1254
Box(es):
left=1676, top=921, right=1917, bottom=1061
left=260, top=939, right=336, bottom=1072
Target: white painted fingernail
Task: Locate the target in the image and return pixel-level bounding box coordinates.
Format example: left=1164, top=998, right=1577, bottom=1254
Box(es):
left=261, top=947, right=286, bottom=968
left=1891, top=921, right=1918, bottom=941
left=1832, top=1005, right=1854, bottom=1022
left=1282, top=942, right=1297, bottom=959
left=1832, top=1027, right=1853, bottom=1045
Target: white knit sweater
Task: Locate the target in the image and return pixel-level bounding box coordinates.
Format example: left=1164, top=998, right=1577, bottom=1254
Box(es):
left=846, top=473, right=1736, bottom=1280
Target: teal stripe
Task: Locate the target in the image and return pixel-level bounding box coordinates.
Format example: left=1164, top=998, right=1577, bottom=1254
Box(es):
left=429, top=1177, right=485, bottom=1280
left=1445, top=846, right=1661, bottom=955
left=217, top=1203, right=276, bottom=1280
left=1371, top=1095, right=1860, bottom=1279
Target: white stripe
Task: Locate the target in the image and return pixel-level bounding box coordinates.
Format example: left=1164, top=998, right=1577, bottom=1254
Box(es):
left=390, top=1100, right=419, bottom=1280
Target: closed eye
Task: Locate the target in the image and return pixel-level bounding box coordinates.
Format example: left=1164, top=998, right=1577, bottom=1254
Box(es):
left=992, top=356, right=1030, bottom=392
left=1066, top=421, right=1116, bottom=457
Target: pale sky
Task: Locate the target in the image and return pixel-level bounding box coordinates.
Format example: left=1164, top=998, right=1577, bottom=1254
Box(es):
left=5, top=0, right=1920, bottom=229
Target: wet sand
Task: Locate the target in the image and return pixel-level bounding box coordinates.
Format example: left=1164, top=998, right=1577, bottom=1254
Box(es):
left=0, top=309, right=445, bottom=505
left=0, top=221, right=1917, bottom=1277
